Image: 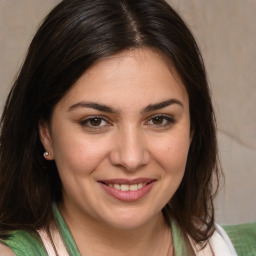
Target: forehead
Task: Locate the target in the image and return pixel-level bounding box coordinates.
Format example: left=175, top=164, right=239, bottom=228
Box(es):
left=57, top=48, right=188, bottom=111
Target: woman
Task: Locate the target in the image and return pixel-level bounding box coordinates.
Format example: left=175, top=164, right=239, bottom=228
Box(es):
left=0, top=0, right=237, bottom=255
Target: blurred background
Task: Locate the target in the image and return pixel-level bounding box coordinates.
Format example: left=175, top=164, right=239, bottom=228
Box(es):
left=0, top=0, right=255, bottom=225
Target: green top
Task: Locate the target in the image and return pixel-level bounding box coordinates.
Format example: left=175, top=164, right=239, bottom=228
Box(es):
left=53, top=204, right=81, bottom=255
left=1, top=205, right=255, bottom=255
left=0, top=230, right=47, bottom=256
left=1, top=204, right=186, bottom=256
left=1, top=204, right=81, bottom=256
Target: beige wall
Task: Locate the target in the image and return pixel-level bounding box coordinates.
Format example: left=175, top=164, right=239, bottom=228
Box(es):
left=0, top=0, right=61, bottom=107
left=168, top=0, right=256, bottom=224
left=1, top=0, right=255, bottom=224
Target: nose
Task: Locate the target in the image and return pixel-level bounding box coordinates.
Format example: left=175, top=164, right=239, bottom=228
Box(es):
left=109, top=127, right=150, bottom=171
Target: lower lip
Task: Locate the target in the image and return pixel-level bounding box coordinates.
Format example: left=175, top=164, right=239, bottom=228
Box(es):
left=99, top=182, right=155, bottom=202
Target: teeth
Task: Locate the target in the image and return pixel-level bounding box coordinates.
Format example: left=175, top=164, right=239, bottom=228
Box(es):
left=108, top=183, right=146, bottom=191
left=130, top=184, right=138, bottom=191
left=114, top=184, right=120, bottom=190
left=121, top=184, right=129, bottom=191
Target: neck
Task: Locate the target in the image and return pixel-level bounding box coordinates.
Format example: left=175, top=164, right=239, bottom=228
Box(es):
left=59, top=203, right=173, bottom=256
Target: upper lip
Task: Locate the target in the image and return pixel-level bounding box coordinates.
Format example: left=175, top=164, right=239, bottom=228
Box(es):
left=98, top=178, right=156, bottom=185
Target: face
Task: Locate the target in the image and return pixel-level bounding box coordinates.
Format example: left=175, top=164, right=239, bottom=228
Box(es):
left=40, top=48, right=192, bottom=230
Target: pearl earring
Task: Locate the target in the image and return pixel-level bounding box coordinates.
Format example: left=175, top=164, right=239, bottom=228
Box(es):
left=44, top=152, right=49, bottom=157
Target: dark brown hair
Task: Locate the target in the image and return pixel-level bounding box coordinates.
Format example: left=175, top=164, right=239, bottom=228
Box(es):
left=0, top=0, right=220, bottom=246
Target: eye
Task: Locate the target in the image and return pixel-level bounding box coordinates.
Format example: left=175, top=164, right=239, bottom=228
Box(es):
left=80, top=116, right=109, bottom=129
left=146, top=115, right=175, bottom=127
left=151, top=116, right=165, bottom=125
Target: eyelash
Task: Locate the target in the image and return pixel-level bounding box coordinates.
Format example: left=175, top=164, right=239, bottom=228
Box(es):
left=80, top=116, right=110, bottom=129
left=79, top=114, right=175, bottom=130
left=146, top=114, right=175, bottom=127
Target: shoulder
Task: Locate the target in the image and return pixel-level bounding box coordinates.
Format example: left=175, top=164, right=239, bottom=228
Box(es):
left=0, top=243, right=15, bottom=256
left=208, top=224, right=238, bottom=255
left=189, top=224, right=238, bottom=256
left=222, top=222, right=256, bottom=256
left=1, top=230, right=47, bottom=256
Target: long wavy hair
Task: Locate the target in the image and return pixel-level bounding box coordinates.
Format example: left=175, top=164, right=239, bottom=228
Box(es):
left=0, top=0, right=220, bottom=247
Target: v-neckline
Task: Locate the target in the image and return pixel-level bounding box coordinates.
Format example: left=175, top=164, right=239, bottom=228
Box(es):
left=53, top=204, right=186, bottom=256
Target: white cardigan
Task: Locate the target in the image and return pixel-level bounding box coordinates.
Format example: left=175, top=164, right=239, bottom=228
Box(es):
left=191, top=224, right=238, bottom=256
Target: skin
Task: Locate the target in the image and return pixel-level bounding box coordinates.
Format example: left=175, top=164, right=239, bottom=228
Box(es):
left=39, top=48, right=192, bottom=256
left=0, top=244, right=15, bottom=256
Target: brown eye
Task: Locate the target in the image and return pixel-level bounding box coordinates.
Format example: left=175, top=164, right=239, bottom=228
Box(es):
left=80, top=116, right=108, bottom=128
left=147, top=115, right=175, bottom=127
left=89, top=118, right=102, bottom=126
left=152, top=116, right=164, bottom=125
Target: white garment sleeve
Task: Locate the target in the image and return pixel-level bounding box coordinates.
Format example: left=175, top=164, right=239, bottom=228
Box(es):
left=212, top=224, right=238, bottom=256
left=190, top=223, right=238, bottom=256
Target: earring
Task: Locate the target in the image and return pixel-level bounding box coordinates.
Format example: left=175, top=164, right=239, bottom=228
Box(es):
left=44, top=151, right=49, bottom=157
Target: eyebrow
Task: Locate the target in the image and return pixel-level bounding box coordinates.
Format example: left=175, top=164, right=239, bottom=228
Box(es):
left=142, top=99, right=183, bottom=113
left=68, top=99, right=183, bottom=113
left=68, top=102, right=119, bottom=113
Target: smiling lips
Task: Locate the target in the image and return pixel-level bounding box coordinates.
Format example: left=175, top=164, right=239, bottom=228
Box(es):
left=108, top=183, right=147, bottom=191
left=98, top=178, right=156, bottom=202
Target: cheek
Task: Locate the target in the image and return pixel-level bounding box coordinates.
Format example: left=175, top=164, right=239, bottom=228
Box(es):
left=150, top=133, right=191, bottom=173
left=52, top=132, right=110, bottom=176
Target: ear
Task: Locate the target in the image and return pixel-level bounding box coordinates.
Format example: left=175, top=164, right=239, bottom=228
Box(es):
left=38, top=120, right=54, bottom=160
left=189, top=129, right=194, bottom=144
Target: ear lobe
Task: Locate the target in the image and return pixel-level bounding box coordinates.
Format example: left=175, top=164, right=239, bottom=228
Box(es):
left=189, top=129, right=194, bottom=144
left=38, top=120, right=54, bottom=160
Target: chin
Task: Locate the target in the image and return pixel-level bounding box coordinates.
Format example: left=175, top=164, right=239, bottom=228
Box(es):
left=99, top=208, right=161, bottom=230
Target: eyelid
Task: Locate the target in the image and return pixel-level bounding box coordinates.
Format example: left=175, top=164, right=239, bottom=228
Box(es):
left=79, top=114, right=175, bottom=130
left=145, top=114, right=175, bottom=126
left=80, top=115, right=112, bottom=128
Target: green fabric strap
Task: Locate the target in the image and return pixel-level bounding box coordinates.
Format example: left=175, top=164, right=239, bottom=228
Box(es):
left=170, top=219, right=187, bottom=256
left=223, top=222, right=256, bottom=256
left=53, top=204, right=81, bottom=256
left=54, top=204, right=186, bottom=256
left=53, top=204, right=188, bottom=255
left=2, top=230, right=48, bottom=256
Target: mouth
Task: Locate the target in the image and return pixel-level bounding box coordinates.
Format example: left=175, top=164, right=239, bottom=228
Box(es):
left=98, top=178, right=156, bottom=202
left=100, top=182, right=149, bottom=192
